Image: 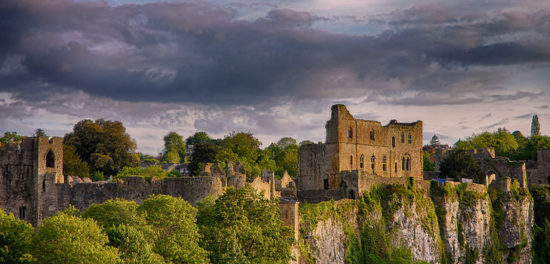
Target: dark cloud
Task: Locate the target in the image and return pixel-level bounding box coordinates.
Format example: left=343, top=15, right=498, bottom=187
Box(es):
left=1, top=0, right=550, bottom=107
left=513, top=113, right=534, bottom=120
left=481, top=118, right=509, bottom=130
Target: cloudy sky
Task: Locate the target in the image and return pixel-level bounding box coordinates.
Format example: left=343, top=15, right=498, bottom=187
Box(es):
left=1, top=0, right=549, bottom=154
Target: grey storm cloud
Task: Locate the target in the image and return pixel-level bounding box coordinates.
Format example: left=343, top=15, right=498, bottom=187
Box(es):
left=1, top=0, right=550, bottom=106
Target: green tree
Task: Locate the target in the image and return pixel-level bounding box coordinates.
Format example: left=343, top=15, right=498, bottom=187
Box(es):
left=299, top=140, right=314, bottom=146
left=32, top=212, right=120, bottom=264
left=423, top=151, right=435, bottom=172
left=0, top=209, right=35, bottom=264
left=455, top=128, right=518, bottom=158
left=63, top=144, right=90, bottom=178
left=162, top=149, right=180, bottom=163
left=114, top=165, right=167, bottom=181
left=64, top=119, right=139, bottom=175
left=533, top=220, right=550, bottom=264
left=439, top=150, right=483, bottom=182
left=138, top=195, right=208, bottom=264
left=188, top=132, right=217, bottom=175
left=186, top=132, right=212, bottom=146
left=82, top=199, right=147, bottom=229
left=197, top=185, right=294, bottom=264
left=162, top=132, right=185, bottom=163
left=514, top=135, right=550, bottom=161
left=277, top=137, right=297, bottom=149
left=532, top=114, right=541, bottom=137
left=106, top=224, right=165, bottom=264
left=34, top=128, right=47, bottom=137
left=0, top=132, right=22, bottom=145
left=82, top=199, right=163, bottom=264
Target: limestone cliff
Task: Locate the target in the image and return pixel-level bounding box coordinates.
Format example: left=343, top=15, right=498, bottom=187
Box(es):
left=298, top=180, right=533, bottom=264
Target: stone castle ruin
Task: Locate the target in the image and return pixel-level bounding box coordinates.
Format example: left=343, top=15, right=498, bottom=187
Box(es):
left=298, top=104, right=424, bottom=202
left=2, top=104, right=548, bottom=233
left=0, top=136, right=298, bottom=228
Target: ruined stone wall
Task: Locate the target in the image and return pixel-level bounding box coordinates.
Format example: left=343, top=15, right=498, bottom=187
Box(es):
left=298, top=104, right=423, bottom=196
left=280, top=200, right=299, bottom=242
left=55, top=176, right=225, bottom=212
left=0, top=138, right=36, bottom=224
left=477, top=155, right=527, bottom=188
left=0, top=136, right=64, bottom=226
left=527, top=149, right=550, bottom=186
left=298, top=143, right=326, bottom=190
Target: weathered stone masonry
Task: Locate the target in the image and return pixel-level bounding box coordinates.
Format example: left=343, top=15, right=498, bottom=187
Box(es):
left=298, top=104, right=423, bottom=201
left=0, top=136, right=299, bottom=230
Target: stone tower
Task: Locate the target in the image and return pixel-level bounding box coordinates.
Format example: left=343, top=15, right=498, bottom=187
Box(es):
left=0, top=136, right=64, bottom=226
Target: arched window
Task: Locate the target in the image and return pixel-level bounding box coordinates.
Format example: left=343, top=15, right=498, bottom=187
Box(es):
left=371, top=155, right=376, bottom=171
left=350, top=155, right=353, bottom=166
left=360, top=154, right=364, bottom=169
left=348, top=127, right=353, bottom=138
left=406, top=157, right=410, bottom=171
left=382, top=156, right=387, bottom=171
left=401, top=132, right=405, bottom=143
left=46, top=150, right=55, bottom=168
left=408, top=133, right=412, bottom=144
left=370, top=130, right=375, bottom=141
left=392, top=137, right=396, bottom=147
left=395, top=162, right=397, bottom=173
left=402, top=157, right=405, bottom=170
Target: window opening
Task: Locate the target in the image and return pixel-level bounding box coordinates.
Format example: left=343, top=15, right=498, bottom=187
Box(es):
left=46, top=150, right=55, bottom=168
left=19, top=207, right=26, bottom=220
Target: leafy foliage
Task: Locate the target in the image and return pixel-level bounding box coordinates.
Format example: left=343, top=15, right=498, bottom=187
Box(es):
left=0, top=209, right=34, bottom=264
left=32, top=212, right=120, bottom=264
left=455, top=128, right=550, bottom=161
left=114, top=165, right=167, bottom=181
left=197, top=185, right=294, bottom=264
left=162, top=132, right=186, bottom=163
left=0, top=131, right=22, bottom=145
left=63, top=144, right=90, bottom=178
left=138, top=195, right=209, bottom=264
left=439, top=150, right=483, bottom=181
left=64, top=119, right=139, bottom=175
left=423, top=151, right=435, bottom=172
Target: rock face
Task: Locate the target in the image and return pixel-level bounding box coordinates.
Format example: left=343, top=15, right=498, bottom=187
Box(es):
left=310, top=218, right=347, bottom=264
left=299, top=182, right=534, bottom=264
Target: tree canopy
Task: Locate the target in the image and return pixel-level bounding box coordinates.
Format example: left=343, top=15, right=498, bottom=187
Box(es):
left=0, top=131, right=22, bottom=145
left=162, top=132, right=185, bottom=163
left=197, top=185, right=294, bottom=264
left=138, top=195, right=209, bottom=264
left=439, top=150, right=483, bottom=182
left=64, top=119, right=139, bottom=175
left=32, top=211, right=120, bottom=264
left=0, top=209, right=35, bottom=264
left=63, top=144, right=90, bottom=178
left=455, top=128, right=550, bottom=161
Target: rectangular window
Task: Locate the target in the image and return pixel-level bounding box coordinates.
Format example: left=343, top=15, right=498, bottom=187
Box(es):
left=19, top=206, right=26, bottom=220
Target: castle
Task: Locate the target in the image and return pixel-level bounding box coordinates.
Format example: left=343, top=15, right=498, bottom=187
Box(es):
left=2, top=104, right=547, bottom=230
left=297, top=104, right=425, bottom=202
left=0, top=137, right=297, bottom=227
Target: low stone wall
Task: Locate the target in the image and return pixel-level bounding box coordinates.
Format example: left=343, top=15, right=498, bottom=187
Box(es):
left=55, top=176, right=225, bottom=212
left=298, top=189, right=345, bottom=203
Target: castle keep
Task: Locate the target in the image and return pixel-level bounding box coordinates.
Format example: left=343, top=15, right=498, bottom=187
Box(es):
left=298, top=104, right=423, bottom=201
